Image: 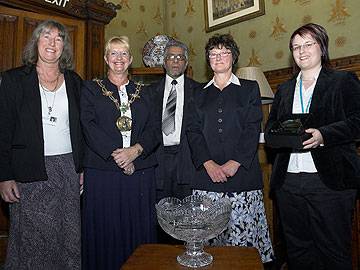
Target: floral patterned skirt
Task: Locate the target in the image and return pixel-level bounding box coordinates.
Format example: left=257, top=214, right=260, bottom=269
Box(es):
left=193, top=189, right=274, bottom=263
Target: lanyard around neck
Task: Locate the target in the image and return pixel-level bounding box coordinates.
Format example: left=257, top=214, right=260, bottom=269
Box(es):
left=299, top=77, right=313, bottom=113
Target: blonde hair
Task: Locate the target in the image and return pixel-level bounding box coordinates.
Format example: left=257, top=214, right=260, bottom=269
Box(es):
left=104, top=36, right=131, bottom=57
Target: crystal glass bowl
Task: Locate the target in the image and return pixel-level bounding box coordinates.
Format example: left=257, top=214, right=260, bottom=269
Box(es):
left=156, top=195, right=232, bottom=268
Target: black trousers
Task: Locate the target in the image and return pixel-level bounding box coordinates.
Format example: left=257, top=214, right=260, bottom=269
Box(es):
left=276, top=173, right=356, bottom=270
left=155, top=145, right=192, bottom=202
left=155, top=145, right=193, bottom=244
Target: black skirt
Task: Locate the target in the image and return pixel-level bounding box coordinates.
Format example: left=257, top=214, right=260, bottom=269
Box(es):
left=82, top=167, right=157, bottom=270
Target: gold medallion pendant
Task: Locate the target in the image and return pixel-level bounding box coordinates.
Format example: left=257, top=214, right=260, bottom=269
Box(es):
left=94, top=79, right=143, bottom=133
left=116, top=115, right=132, bottom=132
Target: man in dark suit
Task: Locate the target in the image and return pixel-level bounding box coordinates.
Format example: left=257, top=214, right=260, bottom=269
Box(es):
left=149, top=39, right=201, bottom=202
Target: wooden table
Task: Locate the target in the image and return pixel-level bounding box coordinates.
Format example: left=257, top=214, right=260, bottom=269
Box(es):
left=121, top=244, right=264, bottom=270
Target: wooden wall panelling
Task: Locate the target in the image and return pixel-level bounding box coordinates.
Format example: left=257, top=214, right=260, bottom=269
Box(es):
left=65, top=22, right=85, bottom=77
left=0, top=0, right=119, bottom=79
left=22, top=17, right=37, bottom=47
left=0, top=12, right=18, bottom=71
left=0, top=5, right=86, bottom=77
left=86, top=20, right=105, bottom=79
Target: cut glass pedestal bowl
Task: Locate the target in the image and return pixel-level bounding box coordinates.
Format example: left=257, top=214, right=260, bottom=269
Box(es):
left=156, top=195, right=231, bottom=268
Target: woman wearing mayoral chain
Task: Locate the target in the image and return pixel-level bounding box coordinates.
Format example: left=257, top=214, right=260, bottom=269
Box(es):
left=81, top=36, right=160, bottom=269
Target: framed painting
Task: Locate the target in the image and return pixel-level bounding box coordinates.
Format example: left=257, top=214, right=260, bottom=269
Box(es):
left=204, top=0, right=265, bottom=32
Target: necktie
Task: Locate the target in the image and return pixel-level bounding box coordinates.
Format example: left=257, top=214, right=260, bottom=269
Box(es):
left=162, top=80, right=177, bottom=135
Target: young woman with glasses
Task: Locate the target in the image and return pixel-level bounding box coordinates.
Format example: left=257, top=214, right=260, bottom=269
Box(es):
left=265, top=23, right=360, bottom=270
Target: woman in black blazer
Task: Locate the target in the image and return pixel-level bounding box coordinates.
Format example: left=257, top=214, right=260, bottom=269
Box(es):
left=0, top=20, right=83, bottom=269
left=265, top=23, right=360, bottom=270
left=187, top=34, right=274, bottom=263
left=81, top=36, right=159, bottom=269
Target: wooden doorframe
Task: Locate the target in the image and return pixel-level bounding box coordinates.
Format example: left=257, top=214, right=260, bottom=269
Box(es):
left=0, top=5, right=85, bottom=77
left=0, top=0, right=120, bottom=79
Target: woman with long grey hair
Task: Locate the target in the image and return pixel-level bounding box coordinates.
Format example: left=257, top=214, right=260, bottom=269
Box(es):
left=0, top=19, right=83, bottom=269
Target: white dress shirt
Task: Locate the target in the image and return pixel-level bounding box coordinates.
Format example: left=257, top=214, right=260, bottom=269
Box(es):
left=203, top=73, right=241, bottom=89
left=162, top=74, right=185, bottom=146
left=118, top=81, right=132, bottom=148
left=287, top=68, right=322, bottom=173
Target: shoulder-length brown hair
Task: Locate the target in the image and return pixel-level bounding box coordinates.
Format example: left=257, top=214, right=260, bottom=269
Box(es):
left=22, top=20, right=73, bottom=72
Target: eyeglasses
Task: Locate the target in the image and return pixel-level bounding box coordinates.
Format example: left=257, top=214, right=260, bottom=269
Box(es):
left=291, top=42, right=317, bottom=52
left=109, top=51, right=131, bottom=59
left=165, top=54, right=186, bottom=62
left=209, top=51, right=232, bottom=59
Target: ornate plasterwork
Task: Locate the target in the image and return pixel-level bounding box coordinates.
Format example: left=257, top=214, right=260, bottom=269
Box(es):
left=136, top=21, right=148, bottom=37
left=295, top=0, right=311, bottom=6
left=171, top=28, right=179, bottom=40
left=188, top=42, right=197, bottom=62
left=335, top=36, right=346, bottom=47
left=103, top=1, right=121, bottom=12
left=275, top=50, right=284, bottom=60
left=153, top=6, right=163, bottom=24
left=119, top=0, right=131, bottom=10
left=249, top=30, right=257, bottom=39
left=270, top=16, right=287, bottom=40
left=302, top=15, right=312, bottom=24
left=121, top=20, right=127, bottom=28
left=329, top=0, right=350, bottom=24
left=185, top=0, right=195, bottom=16
left=247, top=49, right=262, bottom=66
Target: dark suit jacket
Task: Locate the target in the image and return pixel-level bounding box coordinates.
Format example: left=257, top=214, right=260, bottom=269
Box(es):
left=81, top=78, right=159, bottom=171
left=265, top=68, right=360, bottom=190
left=186, top=79, right=263, bottom=192
left=0, top=65, right=84, bottom=182
left=148, top=76, right=201, bottom=189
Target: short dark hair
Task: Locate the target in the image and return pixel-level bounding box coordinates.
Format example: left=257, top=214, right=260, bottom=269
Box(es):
left=164, top=39, right=189, bottom=61
left=22, top=19, right=73, bottom=72
left=205, top=34, right=240, bottom=67
left=289, top=23, right=331, bottom=72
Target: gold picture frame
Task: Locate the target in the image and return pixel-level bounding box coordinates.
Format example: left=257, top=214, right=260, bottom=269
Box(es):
left=204, top=0, right=265, bottom=32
